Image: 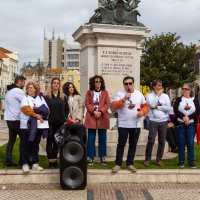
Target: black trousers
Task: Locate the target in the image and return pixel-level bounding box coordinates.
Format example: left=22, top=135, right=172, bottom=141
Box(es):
left=20, top=129, right=42, bottom=165
left=6, top=120, right=22, bottom=164
left=46, top=124, right=61, bottom=159
left=166, top=127, right=178, bottom=150
left=115, top=127, right=140, bottom=166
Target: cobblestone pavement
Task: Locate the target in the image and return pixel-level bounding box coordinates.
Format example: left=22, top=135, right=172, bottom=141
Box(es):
left=88, top=183, right=200, bottom=200
left=0, top=183, right=200, bottom=200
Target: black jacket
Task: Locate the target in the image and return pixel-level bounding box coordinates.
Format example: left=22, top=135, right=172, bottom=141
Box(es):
left=45, top=94, right=69, bottom=126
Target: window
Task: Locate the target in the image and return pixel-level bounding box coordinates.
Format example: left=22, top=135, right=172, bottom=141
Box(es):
left=67, top=54, right=79, bottom=59
left=67, top=61, right=79, bottom=68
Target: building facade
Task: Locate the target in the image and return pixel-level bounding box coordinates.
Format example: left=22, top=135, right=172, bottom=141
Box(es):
left=43, top=32, right=80, bottom=71
left=0, top=47, right=19, bottom=112
left=43, top=33, right=64, bottom=69
left=64, top=43, right=80, bottom=71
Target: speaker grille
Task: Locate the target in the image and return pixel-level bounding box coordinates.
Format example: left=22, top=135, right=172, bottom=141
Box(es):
left=62, top=141, right=84, bottom=163
left=62, top=167, right=84, bottom=188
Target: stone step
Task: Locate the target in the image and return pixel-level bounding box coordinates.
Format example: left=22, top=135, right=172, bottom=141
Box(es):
left=0, top=132, right=8, bottom=140
left=96, top=129, right=150, bottom=143
left=95, top=141, right=169, bottom=158
left=0, top=169, right=200, bottom=184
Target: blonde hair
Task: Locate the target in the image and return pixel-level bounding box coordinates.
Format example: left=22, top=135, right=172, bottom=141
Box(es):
left=26, top=81, right=40, bottom=96
left=46, top=77, right=65, bottom=100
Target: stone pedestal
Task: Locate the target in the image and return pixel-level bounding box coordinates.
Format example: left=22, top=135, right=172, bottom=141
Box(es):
left=73, top=23, right=150, bottom=99
left=95, top=129, right=169, bottom=161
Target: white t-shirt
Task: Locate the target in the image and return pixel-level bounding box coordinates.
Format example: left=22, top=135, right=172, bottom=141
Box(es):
left=20, top=95, right=48, bottom=129
left=68, top=96, right=74, bottom=109
left=178, top=96, right=195, bottom=123
left=93, top=91, right=101, bottom=111
left=114, top=89, right=146, bottom=128
left=4, top=88, right=25, bottom=121
left=146, top=91, right=171, bottom=122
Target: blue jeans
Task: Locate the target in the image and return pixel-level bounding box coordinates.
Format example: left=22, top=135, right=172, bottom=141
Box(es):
left=178, top=123, right=195, bottom=163
left=87, top=129, right=107, bottom=158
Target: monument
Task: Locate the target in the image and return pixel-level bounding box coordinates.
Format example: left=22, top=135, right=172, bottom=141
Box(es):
left=73, top=1, right=168, bottom=159
left=73, top=0, right=150, bottom=99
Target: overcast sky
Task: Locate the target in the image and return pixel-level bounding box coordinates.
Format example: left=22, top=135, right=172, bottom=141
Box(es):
left=0, top=0, right=200, bottom=66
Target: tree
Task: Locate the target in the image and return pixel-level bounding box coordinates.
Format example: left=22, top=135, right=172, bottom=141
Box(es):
left=140, top=32, right=196, bottom=91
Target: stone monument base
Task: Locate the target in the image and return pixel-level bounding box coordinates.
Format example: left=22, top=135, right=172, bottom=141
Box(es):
left=94, top=129, right=169, bottom=161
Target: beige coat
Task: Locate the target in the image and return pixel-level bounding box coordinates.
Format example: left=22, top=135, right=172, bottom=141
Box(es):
left=68, top=94, right=84, bottom=123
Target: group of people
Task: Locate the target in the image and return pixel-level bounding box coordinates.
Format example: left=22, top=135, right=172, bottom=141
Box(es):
left=3, top=74, right=199, bottom=174
left=4, top=75, right=83, bottom=173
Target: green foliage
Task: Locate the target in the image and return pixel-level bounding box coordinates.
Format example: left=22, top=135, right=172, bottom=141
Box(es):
left=141, top=32, right=196, bottom=89
left=1, top=139, right=200, bottom=170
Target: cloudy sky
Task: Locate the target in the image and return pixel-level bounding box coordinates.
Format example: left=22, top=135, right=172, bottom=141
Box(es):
left=0, top=0, right=200, bottom=66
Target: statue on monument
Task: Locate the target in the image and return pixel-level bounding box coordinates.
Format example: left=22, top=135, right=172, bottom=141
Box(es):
left=90, top=0, right=144, bottom=26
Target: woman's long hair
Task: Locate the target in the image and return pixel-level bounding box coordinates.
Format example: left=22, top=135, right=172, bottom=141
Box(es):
left=89, top=75, right=105, bottom=91
left=62, top=82, right=80, bottom=98
left=47, top=77, right=65, bottom=99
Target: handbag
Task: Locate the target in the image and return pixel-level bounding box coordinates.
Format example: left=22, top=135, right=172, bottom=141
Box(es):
left=196, top=115, right=200, bottom=145
left=54, top=123, right=67, bottom=147
left=143, top=115, right=149, bottom=130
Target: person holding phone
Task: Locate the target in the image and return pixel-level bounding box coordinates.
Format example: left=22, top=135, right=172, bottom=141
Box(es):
left=144, top=79, right=171, bottom=167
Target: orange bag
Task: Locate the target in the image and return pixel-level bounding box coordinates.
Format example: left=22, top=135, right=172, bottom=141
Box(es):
left=196, top=115, right=200, bottom=145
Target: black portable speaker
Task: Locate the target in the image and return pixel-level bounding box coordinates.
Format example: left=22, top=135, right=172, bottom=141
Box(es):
left=60, top=124, right=87, bottom=190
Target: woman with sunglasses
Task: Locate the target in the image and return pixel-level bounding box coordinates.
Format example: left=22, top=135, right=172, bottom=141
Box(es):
left=173, top=83, right=199, bottom=168
left=62, top=82, right=83, bottom=124
left=45, top=78, right=69, bottom=169
left=85, top=75, right=110, bottom=165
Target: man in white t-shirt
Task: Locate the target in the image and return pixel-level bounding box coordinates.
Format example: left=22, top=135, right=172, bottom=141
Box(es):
left=112, top=76, right=149, bottom=173
left=144, top=79, right=171, bottom=167
left=4, top=75, right=26, bottom=166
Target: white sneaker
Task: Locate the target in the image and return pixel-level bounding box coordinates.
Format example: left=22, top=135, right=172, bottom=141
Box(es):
left=22, top=164, right=30, bottom=173
left=32, top=163, right=44, bottom=171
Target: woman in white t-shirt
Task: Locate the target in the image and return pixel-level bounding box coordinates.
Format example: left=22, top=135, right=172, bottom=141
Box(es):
left=20, top=81, right=49, bottom=173
left=174, top=83, right=199, bottom=168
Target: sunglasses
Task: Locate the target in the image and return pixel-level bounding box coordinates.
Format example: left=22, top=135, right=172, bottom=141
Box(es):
left=95, top=81, right=101, bottom=83
left=124, top=82, right=133, bottom=86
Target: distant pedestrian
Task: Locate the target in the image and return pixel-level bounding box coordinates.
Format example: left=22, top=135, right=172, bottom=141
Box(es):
left=112, top=76, right=149, bottom=173
left=4, top=75, right=26, bottom=167
left=173, top=83, right=199, bottom=168
left=62, top=82, right=83, bottom=124
left=45, top=78, right=69, bottom=169
left=20, top=81, right=49, bottom=173
left=144, top=80, right=170, bottom=168
left=85, top=75, right=110, bottom=165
